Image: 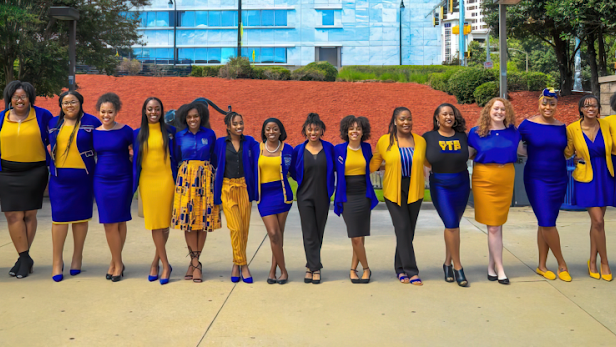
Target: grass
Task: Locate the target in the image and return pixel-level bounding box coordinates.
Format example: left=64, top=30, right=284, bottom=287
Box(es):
left=338, top=65, right=463, bottom=84
left=336, top=69, right=377, bottom=82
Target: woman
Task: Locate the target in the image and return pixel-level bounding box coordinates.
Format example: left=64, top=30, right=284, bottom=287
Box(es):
left=133, top=97, right=177, bottom=285
left=0, top=81, right=52, bottom=279
left=214, top=112, right=259, bottom=283
left=370, top=107, right=426, bottom=285
left=93, top=93, right=133, bottom=282
left=290, top=113, right=335, bottom=285
left=518, top=89, right=570, bottom=282
left=423, top=104, right=470, bottom=287
left=255, top=118, right=293, bottom=284
left=566, top=95, right=613, bottom=281
left=48, top=91, right=102, bottom=282
left=334, top=115, right=378, bottom=284
left=171, top=102, right=220, bottom=283
left=468, top=97, right=520, bottom=285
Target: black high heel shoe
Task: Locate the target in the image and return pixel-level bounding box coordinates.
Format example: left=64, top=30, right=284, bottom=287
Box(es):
left=9, top=258, right=21, bottom=277
left=454, top=268, right=468, bottom=287
left=360, top=268, right=372, bottom=284
left=16, top=251, right=34, bottom=279
left=443, top=264, right=454, bottom=283
left=350, top=269, right=360, bottom=284
left=111, top=265, right=125, bottom=282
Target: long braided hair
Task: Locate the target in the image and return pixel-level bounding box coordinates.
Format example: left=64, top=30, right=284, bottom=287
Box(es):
left=55, top=91, right=85, bottom=164
left=387, top=107, right=411, bottom=151
left=137, top=97, right=170, bottom=166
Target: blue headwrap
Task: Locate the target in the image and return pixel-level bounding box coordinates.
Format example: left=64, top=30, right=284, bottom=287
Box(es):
left=540, top=88, right=558, bottom=99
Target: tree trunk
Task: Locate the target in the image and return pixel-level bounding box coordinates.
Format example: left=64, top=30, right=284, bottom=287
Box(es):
left=598, top=28, right=608, bottom=76
left=587, top=32, right=600, bottom=97
left=552, top=31, right=573, bottom=96
left=4, top=61, right=15, bottom=86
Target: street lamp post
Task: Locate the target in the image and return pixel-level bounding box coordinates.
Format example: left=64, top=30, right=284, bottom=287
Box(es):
left=169, top=0, right=177, bottom=66
left=494, top=0, right=522, bottom=99
left=238, top=0, right=242, bottom=58
left=49, top=6, right=79, bottom=91
left=400, top=0, right=405, bottom=65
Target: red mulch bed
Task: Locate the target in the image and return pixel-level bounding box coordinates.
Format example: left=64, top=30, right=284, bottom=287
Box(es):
left=31, top=75, right=583, bottom=148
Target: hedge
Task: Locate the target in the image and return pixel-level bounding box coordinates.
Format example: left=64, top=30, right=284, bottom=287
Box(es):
left=448, top=68, right=497, bottom=104
left=219, top=57, right=252, bottom=79
left=252, top=66, right=291, bottom=80
left=474, top=81, right=500, bottom=107
left=291, top=61, right=338, bottom=81
left=341, top=65, right=463, bottom=84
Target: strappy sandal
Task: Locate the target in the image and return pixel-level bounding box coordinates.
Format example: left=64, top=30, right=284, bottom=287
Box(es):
left=350, top=269, right=360, bottom=284
left=193, top=261, right=203, bottom=283
left=312, top=270, right=321, bottom=284
left=409, top=277, right=423, bottom=286
left=398, top=273, right=409, bottom=283
left=304, top=268, right=313, bottom=284
left=360, top=268, right=371, bottom=284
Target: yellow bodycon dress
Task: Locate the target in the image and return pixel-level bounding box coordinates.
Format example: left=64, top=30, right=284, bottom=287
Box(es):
left=139, top=123, right=175, bottom=230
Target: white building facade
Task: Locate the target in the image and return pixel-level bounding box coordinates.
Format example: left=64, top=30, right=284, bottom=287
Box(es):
left=440, top=0, right=488, bottom=63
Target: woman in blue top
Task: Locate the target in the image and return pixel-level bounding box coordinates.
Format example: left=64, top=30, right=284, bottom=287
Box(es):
left=334, top=116, right=378, bottom=284
left=171, top=102, right=220, bottom=283
left=290, top=113, right=335, bottom=284
left=48, top=91, right=102, bottom=282
left=468, top=97, right=520, bottom=285
left=518, top=89, right=571, bottom=282
left=93, top=93, right=134, bottom=282
left=0, top=81, right=52, bottom=279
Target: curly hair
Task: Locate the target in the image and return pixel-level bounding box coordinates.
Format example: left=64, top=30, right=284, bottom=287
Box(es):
left=177, top=102, right=210, bottom=129
left=476, top=97, right=516, bottom=137
left=96, top=92, right=122, bottom=112
left=224, top=111, right=243, bottom=135
left=431, top=103, right=466, bottom=133
left=339, top=115, right=371, bottom=142
left=301, top=113, right=326, bottom=137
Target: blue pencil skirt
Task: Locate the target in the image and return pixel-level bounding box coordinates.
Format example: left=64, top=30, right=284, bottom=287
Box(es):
left=524, top=174, right=567, bottom=227
left=49, top=168, right=94, bottom=224
left=94, top=175, right=133, bottom=224
left=430, top=171, right=470, bottom=229
left=258, top=181, right=292, bottom=217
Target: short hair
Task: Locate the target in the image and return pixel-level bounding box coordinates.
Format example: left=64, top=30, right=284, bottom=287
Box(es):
left=578, top=94, right=601, bottom=119
left=339, top=115, right=371, bottom=142
left=301, top=113, right=326, bottom=137
left=261, top=118, right=287, bottom=142
left=95, top=92, right=122, bottom=112
left=432, top=103, right=466, bottom=133
left=177, top=102, right=211, bottom=129
left=224, top=112, right=243, bottom=135
left=3, top=80, right=36, bottom=109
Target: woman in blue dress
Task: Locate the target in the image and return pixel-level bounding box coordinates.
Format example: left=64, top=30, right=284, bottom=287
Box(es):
left=48, top=91, right=102, bottom=282
left=565, top=95, right=613, bottom=281
left=93, top=93, right=133, bottom=282
left=518, top=89, right=570, bottom=282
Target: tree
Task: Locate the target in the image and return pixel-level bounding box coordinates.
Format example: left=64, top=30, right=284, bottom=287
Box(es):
left=0, top=0, right=149, bottom=97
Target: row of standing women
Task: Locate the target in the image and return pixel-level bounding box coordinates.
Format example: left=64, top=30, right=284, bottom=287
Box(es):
left=0, top=81, right=613, bottom=286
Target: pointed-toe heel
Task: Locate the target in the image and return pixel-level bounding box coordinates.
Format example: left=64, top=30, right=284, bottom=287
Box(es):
left=443, top=264, right=454, bottom=283
left=241, top=274, right=253, bottom=284
left=231, top=276, right=240, bottom=283
left=588, top=260, right=600, bottom=280
left=454, top=268, right=468, bottom=287
left=148, top=265, right=160, bottom=282
left=111, top=265, right=125, bottom=282
left=159, top=265, right=172, bottom=285
left=52, top=264, right=65, bottom=282
left=70, top=269, right=81, bottom=276
left=360, top=268, right=372, bottom=284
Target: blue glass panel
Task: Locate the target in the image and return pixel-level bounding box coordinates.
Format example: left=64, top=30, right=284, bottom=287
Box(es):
left=322, top=10, right=334, bottom=26
left=138, top=12, right=146, bottom=27
left=155, top=48, right=173, bottom=59
left=156, top=12, right=169, bottom=27
left=194, top=48, right=208, bottom=63
left=247, top=47, right=260, bottom=63
left=147, top=12, right=157, bottom=27
left=221, top=47, right=237, bottom=63
left=274, top=47, right=286, bottom=63
left=275, top=10, right=287, bottom=26
left=209, top=11, right=221, bottom=27
left=221, top=11, right=237, bottom=27
left=178, top=48, right=195, bottom=61
left=195, top=11, right=207, bottom=27
left=261, top=10, right=275, bottom=26
left=133, top=48, right=143, bottom=59
left=246, top=10, right=260, bottom=26
left=241, top=47, right=250, bottom=58
left=260, top=47, right=274, bottom=63
left=180, top=11, right=195, bottom=27
left=141, top=48, right=152, bottom=59
left=241, top=11, right=248, bottom=26
left=208, top=47, right=222, bottom=64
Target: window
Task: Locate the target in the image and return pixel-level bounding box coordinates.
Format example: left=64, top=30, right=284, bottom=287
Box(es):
left=274, top=47, right=286, bottom=63
left=246, top=10, right=260, bottom=26
left=138, top=12, right=146, bottom=27
left=179, top=11, right=195, bottom=27
left=138, top=47, right=286, bottom=64
left=242, top=47, right=260, bottom=63
left=179, top=48, right=195, bottom=61
left=146, top=12, right=157, bottom=27
left=208, top=47, right=222, bottom=64
left=261, top=47, right=275, bottom=63
left=194, top=48, right=208, bottom=63
left=322, top=10, right=334, bottom=26
left=221, top=47, right=237, bottom=62
left=261, top=10, right=275, bottom=26
left=195, top=11, right=207, bottom=27
left=275, top=10, right=287, bottom=26
left=221, top=11, right=237, bottom=26
left=156, top=12, right=169, bottom=27
left=209, top=11, right=221, bottom=26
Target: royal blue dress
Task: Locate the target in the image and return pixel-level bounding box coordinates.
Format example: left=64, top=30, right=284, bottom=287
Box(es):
left=93, top=126, right=134, bottom=223
left=574, top=129, right=615, bottom=207
left=518, top=120, right=568, bottom=227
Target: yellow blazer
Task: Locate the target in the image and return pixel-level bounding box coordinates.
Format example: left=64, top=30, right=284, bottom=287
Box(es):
left=565, top=118, right=614, bottom=183
left=605, top=115, right=616, bottom=155
left=370, top=133, right=426, bottom=205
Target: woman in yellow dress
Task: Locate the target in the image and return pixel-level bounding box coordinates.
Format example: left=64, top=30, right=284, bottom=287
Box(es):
left=132, top=97, right=177, bottom=285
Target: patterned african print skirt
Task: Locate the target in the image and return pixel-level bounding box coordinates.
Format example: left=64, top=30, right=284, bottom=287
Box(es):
left=171, top=160, right=221, bottom=232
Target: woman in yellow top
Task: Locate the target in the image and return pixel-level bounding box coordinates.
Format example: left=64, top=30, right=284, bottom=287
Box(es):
left=370, top=107, right=426, bottom=285
left=48, top=91, right=102, bottom=282
left=566, top=95, right=613, bottom=281
left=132, top=97, right=178, bottom=285
left=0, top=81, right=53, bottom=279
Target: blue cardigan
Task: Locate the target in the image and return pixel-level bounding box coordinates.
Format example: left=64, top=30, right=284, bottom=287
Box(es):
left=0, top=106, right=53, bottom=171
left=333, top=142, right=379, bottom=216
left=255, top=142, right=294, bottom=204
left=48, top=113, right=102, bottom=176
left=290, top=140, right=336, bottom=199
left=132, top=125, right=178, bottom=194
left=213, top=135, right=259, bottom=205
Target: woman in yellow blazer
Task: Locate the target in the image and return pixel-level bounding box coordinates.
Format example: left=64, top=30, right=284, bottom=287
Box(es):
left=566, top=95, right=613, bottom=281
left=370, top=107, right=426, bottom=285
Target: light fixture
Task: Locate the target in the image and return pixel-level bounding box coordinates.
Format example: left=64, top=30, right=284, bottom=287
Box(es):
left=400, top=0, right=405, bottom=9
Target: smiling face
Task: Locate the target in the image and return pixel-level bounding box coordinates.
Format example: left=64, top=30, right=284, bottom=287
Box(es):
left=264, top=122, right=281, bottom=143
left=490, top=100, right=506, bottom=125
left=11, top=88, right=30, bottom=113
left=539, top=97, right=557, bottom=119
left=145, top=99, right=162, bottom=124
left=348, top=122, right=363, bottom=143
left=581, top=98, right=599, bottom=120
left=437, top=106, right=455, bottom=131
left=186, top=108, right=201, bottom=132
left=395, top=110, right=413, bottom=135
left=227, top=115, right=244, bottom=137
left=99, top=102, right=117, bottom=127
left=61, top=94, right=81, bottom=120
left=305, top=124, right=322, bottom=143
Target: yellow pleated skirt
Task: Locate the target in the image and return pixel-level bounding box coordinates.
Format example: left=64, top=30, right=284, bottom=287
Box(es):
left=472, top=163, right=515, bottom=226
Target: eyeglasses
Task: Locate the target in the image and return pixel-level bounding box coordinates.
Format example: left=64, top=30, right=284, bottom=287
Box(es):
left=62, top=101, right=78, bottom=107
left=11, top=95, right=28, bottom=101
left=583, top=104, right=598, bottom=109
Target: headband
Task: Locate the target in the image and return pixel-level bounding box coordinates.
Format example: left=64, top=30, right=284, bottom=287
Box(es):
left=263, top=117, right=284, bottom=130
left=540, top=88, right=558, bottom=100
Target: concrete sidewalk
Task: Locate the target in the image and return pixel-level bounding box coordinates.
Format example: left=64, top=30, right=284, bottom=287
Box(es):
left=1, top=201, right=615, bottom=346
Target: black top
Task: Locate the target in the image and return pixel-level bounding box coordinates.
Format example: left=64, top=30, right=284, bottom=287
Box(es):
left=224, top=136, right=244, bottom=179
left=423, top=130, right=469, bottom=174
left=297, top=148, right=328, bottom=202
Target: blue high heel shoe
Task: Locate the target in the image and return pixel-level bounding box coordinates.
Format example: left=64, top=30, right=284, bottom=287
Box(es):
left=231, top=265, right=240, bottom=283
left=148, top=265, right=159, bottom=282
left=240, top=266, right=253, bottom=284
left=70, top=269, right=81, bottom=276
left=52, top=264, right=64, bottom=282
left=159, top=265, right=172, bottom=285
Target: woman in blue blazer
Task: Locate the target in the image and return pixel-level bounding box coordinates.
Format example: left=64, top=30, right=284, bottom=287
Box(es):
left=334, top=116, right=378, bottom=284
left=290, top=113, right=335, bottom=284
left=48, top=91, right=102, bottom=282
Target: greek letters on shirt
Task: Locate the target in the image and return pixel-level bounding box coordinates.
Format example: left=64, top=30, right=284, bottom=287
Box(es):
left=439, top=140, right=462, bottom=152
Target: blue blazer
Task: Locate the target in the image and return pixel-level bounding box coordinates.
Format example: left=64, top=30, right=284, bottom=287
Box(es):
left=132, top=125, right=178, bottom=194
left=0, top=106, right=53, bottom=171
left=333, top=142, right=379, bottom=216
left=255, top=142, right=294, bottom=204
left=290, top=140, right=336, bottom=199
left=213, top=135, right=259, bottom=205
left=48, top=113, right=102, bottom=176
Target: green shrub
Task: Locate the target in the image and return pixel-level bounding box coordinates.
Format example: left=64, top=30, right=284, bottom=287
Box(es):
left=263, top=66, right=291, bottom=80
left=448, top=68, right=497, bottom=104
left=219, top=56, right=252, bottom=79
left=252, top=66, right=267, bottom=79
left=202, top=66, right=222, bottom=77
left=507, top=72, right=526, bottom=91
left=337, top=69, right=377, bottom=81
left=341, top=65, right=463, bottom=84
left=474, top=81, right=500, bottom=107
left=292, top=61, right=338, bottom=81
left=524, top=72, right=550, bottom=91
left=429, top=73, right=450, bottom=93
left=190, top=66, right=204, bottom=77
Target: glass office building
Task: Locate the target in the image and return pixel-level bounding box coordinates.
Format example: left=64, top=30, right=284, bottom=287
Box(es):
left=131, top=0, right=442, bottom=66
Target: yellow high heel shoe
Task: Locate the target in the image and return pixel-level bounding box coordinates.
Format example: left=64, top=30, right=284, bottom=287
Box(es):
left=600, top=265, right=613, bottom=282
left=536, top=268, right=556, bottom=280
left=588, top=260, right=600, bottom=280
left=557, top=270, right=572, bottom=282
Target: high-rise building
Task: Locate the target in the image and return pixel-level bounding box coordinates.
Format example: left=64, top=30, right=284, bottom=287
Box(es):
left=441, top=0, right=488, bottom=63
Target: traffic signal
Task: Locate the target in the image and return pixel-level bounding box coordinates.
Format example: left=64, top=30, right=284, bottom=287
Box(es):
left=433, top=12, right=440, bottom=26
left=449, top=0, right=459, bottom=14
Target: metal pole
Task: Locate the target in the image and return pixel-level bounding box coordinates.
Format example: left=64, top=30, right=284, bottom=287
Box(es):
left=173, top=1, right=177, bottom=66
left=499, top=4, right=507, bottom=98
left=459, top=0, right=465, bottom=66
left=68, top=20, right=76, bottom=91
left=399, top=1, right=404, bottom=65
left=238, top=0, right=242, bottom=57
left=486, top=29, right=491, bottom=63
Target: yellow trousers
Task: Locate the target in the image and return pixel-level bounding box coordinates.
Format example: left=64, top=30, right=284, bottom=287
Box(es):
left=221, top=178, right=252, bottom=265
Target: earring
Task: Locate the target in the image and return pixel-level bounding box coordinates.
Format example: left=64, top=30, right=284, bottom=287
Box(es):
left=453, top=120, right=458, bottom=127
left=436, top=120, right=440, bottom=127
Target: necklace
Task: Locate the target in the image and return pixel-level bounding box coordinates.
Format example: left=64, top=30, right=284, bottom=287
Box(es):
left=102, top=121, right=117, bottom=131
left=265, top=140, right=281, bottom=153
left=348, top=144, right=361, bottom=151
